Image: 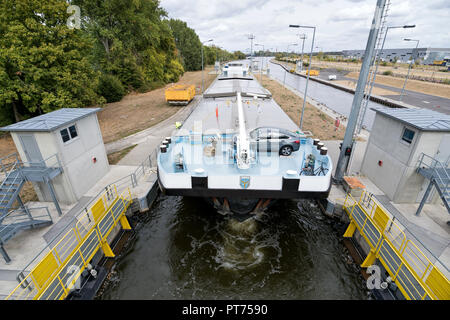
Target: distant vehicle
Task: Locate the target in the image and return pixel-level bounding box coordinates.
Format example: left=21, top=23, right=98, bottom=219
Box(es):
left=433, top=60, right=446, bottom=66
left=248, top=127, right=301, bottom=156
left=328, top=74, right=337, bottom=80
left=306, top=69, right=320, bottom=76
left=165, top=85, right=195, bottom=105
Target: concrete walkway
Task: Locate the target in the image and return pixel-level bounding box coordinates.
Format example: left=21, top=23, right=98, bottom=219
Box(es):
left=105, top=96, right=202, bottom=166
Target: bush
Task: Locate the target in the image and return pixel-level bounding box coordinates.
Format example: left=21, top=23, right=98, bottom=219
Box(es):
left=98, top=74, right=126, bottom=103
left=382, top=70, right=393, bottom=76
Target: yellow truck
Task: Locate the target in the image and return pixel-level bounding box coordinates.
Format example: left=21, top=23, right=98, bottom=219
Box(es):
left=306, top=69, right=320, bottom=76
left=165, top=85, right=195, bottom=105
left=433, top=60, right=446, bottom=66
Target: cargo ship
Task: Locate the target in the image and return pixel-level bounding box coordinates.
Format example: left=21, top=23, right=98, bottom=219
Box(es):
left=157, top=61, right=332, bottom=218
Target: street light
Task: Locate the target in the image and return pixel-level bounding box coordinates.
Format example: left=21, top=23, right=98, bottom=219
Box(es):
left=255, top=44, right=264, bottom=83
left=298, top=34, right=307, bottom=72
left=358, top=24, right=416, bottom=134
left=357, top=24, right=415, bottom=133
left=201, top=39, right=213, bottom=94
left=283, top=43, right=298, bottom=87
left=400, top=38, right=420, bottom=101
left=289, top=24, right=316, bottom=131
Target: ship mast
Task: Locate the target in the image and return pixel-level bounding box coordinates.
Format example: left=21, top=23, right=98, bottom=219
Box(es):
left=236, top=91, right=250, bottom=169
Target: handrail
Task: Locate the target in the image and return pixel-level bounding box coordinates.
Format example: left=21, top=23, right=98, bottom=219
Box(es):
left=7, top=187, right=132, bottom=300
left=19, top=153, right=62, bottom=169
left=13, top=143, right=157, bottom=279
left=8, top=144, right=158, bottom=297
left=0, top=161, right=25, bottom=218
left=15, top=184, right=116, bottom=277
left=418, top=153, right=450, bottom=181
left=0, top=153, right=20, bottom=174
left=343, top=190, right=450, bottom=300
left=418, top=153, right=449, bottom=204
left=0, top=207, right=53, bottom=244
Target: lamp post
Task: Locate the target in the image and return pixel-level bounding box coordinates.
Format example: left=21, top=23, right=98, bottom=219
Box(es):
left=255, top=44, right=264, bottom=83
left=289, top=24, right=316, bottom=131
left=400, top=38, right=420, bottom=101
left=357, top=24, right=415, bottom=133
left=298, top=34, right=307, bottom=72
left=201, top=39, right=213, bottom=94
left=283, top=43, right=298, bottom=87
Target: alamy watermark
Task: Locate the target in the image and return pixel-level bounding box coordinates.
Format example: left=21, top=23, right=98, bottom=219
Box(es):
left=67, top=5, right=81, bottom=29
left=366, top=265, right=390, bottom=290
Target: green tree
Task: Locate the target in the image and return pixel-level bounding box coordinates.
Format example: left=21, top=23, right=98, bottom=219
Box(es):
left=168, top=19, right=202, bottom=71
left=72, top=0, right=184, bottom=90
left=0, top=0, right=104, bottom=124
left=233, top=51, right=246, bottom=60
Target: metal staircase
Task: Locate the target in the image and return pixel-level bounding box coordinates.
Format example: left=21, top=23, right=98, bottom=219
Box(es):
left=416, top=153, right=450, bottom=215
left=0, top=153, right=62, bottom=263
left=356, top=0, right=391, bottom=135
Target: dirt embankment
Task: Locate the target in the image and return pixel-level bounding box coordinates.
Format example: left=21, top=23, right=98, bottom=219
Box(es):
left=98, top=67, right=217, bottom=144
left=261, top=75, right=345, bottom=141
left=0, top=67, right=217, bottom=157
left=0, top=67, right=217, bottom=202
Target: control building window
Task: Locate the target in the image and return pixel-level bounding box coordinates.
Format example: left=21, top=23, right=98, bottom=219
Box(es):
left=60, top=125, right=78, bottom=143
left=401, top=127, right=415, bottom=144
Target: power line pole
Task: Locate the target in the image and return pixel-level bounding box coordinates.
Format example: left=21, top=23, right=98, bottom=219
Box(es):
left=248, top=34, right=255, bottom=70
left=334, top=0, right=388, bottom=181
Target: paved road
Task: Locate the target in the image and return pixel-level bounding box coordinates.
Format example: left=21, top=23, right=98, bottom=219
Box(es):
left=318, top=68, right=450, bottom=114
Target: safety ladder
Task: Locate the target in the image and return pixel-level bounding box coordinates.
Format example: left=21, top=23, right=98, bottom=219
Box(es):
left=355, top=0, right=391, bottom=135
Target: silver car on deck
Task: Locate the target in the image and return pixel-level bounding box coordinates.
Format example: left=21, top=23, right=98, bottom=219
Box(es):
left=249, top=127, right=301, bottom=156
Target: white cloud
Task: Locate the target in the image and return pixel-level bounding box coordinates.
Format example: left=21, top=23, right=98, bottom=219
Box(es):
left=160, top=0, right=450, bottom=52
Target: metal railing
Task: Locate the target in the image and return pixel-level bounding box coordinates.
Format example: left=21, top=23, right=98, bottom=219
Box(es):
left=19, top=153, right=62, bottom=170
left=0, top=207, right=53, bottom=243
left=0, top=153, right=20, bottom=175
left=343, top=190, right=450, bottom=300
left=0, top=162, right=25, bottom=217
left=6, top=185, right=132, bottom=300
left=110, top=143, right=160, bottom=190
left=417, top=153, right=449, bottom=193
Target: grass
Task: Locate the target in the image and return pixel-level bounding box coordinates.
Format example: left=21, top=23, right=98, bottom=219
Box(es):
left=107, top=144, right=137, bottom=165
left=260, top=75, right=345, bottom=140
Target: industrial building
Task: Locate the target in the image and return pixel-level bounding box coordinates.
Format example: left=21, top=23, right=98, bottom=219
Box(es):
left=0, top=108, right=110, bottom=207
left=342, top=48, right=450, bottom=64
left=360, top=107, right=450, bottom=211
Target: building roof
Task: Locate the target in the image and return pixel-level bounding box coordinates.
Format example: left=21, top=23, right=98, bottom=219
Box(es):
left=371, top=107, right=450, bottom=132
left=0, top=108, right=101, bottom=132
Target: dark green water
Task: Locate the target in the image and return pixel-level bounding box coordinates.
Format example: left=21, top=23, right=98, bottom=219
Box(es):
left=99, top=195, right=367, bottom=299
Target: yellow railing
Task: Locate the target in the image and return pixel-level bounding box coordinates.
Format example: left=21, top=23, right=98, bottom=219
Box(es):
left=343, top=190, right=450, bottom=300
left=6, top=185, right=132, bottom=300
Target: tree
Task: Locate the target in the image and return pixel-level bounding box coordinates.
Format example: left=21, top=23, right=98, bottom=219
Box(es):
left=233, top=51, right=246, bottom=60
left=0, top=0, right=104, bottom=124
left=72, top=0, right=184, bottom=90
left=168, top=19, right=202, bottom=71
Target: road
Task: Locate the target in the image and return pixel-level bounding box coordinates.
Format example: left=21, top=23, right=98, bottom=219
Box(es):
left=317, top=68, right=450, bottom=115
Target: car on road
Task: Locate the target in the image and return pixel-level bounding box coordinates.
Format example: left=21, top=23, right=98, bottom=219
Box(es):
left=328, top=74, right=337, bottom=80
left=248, top=127, right=301, bottom=156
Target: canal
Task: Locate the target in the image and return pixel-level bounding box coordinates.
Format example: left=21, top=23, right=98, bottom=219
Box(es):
left=258, top=57, right=379, bottom=130
left=99, top=195, right=368, bottom=299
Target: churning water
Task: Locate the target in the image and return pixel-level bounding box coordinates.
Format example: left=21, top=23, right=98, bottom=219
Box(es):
left=99, top=195, right=367, bottom=299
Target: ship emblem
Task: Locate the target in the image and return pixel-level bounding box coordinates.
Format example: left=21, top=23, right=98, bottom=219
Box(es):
left=240, top=176, right=250, bottom=189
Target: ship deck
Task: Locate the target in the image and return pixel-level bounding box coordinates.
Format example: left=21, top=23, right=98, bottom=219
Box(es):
left=158, top=69, right=332, bottom=198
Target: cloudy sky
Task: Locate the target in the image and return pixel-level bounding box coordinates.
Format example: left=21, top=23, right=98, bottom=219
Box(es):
left=160, top=0, right=450, bottom=53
